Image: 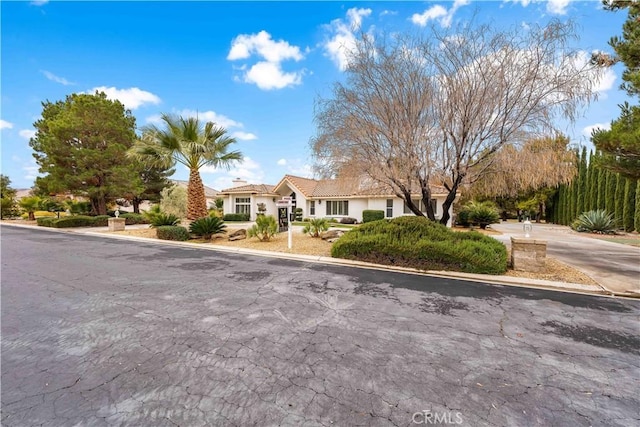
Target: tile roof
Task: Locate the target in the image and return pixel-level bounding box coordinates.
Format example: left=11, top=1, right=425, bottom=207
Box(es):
left=172, top=180, right=219, bottom=198
left=279, top=175, right=451, bottom=198
left=220, top=184, right=277, bottom=195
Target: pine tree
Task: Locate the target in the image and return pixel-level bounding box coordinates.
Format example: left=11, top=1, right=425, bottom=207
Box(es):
left=623, top=179, right=637, bottom=232
left=576, top=146, right=588, bottom=215
left=614, top=174, right=625, bottom=226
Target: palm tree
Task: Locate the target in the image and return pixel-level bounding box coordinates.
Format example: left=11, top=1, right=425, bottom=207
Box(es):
left=19, top=196, right=42, bottom=221
left=129, top=114, right=242, bottom=220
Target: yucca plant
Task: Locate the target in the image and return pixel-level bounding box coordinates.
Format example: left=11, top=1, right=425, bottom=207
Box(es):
left=303, top=218, right=329, bottom=237
left=466, top=201, right=500, bottom=229
left=247, top=215, right=278, bottom=242
left=149, top=213, right=180, bottom=228
left=571, top=210, right=617, bottom=234
left=189, top=216, right=226, bottom=240
left=142, top=204, right=162, bottom=223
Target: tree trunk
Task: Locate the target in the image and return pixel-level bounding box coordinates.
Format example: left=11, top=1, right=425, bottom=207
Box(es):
left=28, top=211, right=35, bottom=221
left=90, top=197, right=108, bottom=216
left=399, top=188, right=425, bottom=217
left=132, top=197, right=141, bottom=214
left=419, top=177, right=436, bottom=221
left=439, top=176, right=463, bottom=226
left=187, top=169, right=208, bottom=220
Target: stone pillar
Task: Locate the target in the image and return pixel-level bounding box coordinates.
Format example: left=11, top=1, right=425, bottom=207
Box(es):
left=108, top=217, right=126, bottom=232
left=511, top=237, right=547, bottom=273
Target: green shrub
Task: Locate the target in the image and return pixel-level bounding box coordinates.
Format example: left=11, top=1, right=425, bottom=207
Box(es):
left=331, top=216, right=507, bottom=274
left=50, top=215, right=97, bottom=228
left=247, top=215, right=278, bottom=241
left=67, top=200, right=91, bottom=215
left=294, top=208, right=303, bottom=221
left=571, top=210, right=617, bottom=234
left=119, top=213, right=149, bottom=225
left=92, top=215, right=110, bottom=226
left=303, top=218, right=329, bottom=237
left=455, top=208, right=471, bottom=227
left=156, top=225, right=190, bottom=241
left=223, top=213, right=250, bottom=221
left=467, top=201, right=500, bottom=229
left=189, top=216, right=227, bottom=240
left=362, top=210, right=385, bottom=223
left=142, top=204, right=162, bottom=223
left=150, top=213, right=180, bottom=227
left=36, top=217, right=57, bottom=227
left=159, top=185, right=187, bottom=218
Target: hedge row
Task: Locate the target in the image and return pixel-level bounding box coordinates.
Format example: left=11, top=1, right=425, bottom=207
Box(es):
left=223, top=213, right=250, bottom=221
left=156, top=226, right=190, bottom=241
left=362, top=210, right=384, bottom=223
left=37, top=215, right=111, bottom=228
left=331, top=216, right=507, bottom=274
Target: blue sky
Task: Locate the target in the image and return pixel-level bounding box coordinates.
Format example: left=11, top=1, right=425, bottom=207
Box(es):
left=0, top=0, right=630, bottom=191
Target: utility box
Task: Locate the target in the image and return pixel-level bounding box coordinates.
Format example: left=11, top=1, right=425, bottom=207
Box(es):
left=108, top=217, right=126, bottom=232
left=511, top=237, right=547, bottom=273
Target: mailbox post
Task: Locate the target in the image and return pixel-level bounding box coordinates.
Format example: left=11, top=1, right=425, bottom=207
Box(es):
left=275, top=197, right=293, bottom=250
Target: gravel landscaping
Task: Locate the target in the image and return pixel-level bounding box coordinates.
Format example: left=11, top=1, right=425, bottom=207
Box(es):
left=106, top=225, right=598, bottom=285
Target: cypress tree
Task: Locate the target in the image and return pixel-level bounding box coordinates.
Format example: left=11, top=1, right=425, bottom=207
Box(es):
left=635, top=183, right=640, bottom=233
left=577, top=147, right=588, bottom=215
left=614, top=174, right=625, bottom=226
left=570, top=177, right=578, bottom=221
left=597, top=167, right=606, bottom=210
left=623, top=179, right=637, bottom=232
left=605, top=170, right=616, bottom=214
left=588, top=152, right=598, bottom=211
left=558, top=185, right=566, bottom=225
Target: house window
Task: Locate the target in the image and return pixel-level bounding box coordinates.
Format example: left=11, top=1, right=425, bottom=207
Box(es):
left=310, top=201, right=316, bottom=216
left=235, top=197, right=250, bottom=215
left=386, top=199, right=393, bottom=218
left=326, top=200, right=349, bottom=216
left=403, top=199, right=437, bottom=214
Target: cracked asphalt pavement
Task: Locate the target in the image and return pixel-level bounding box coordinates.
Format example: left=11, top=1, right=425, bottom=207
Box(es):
left=2, top=226, right=639, bottom=426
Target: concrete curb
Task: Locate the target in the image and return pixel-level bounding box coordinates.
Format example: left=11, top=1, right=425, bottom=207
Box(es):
left=1, top=222, right=630, bottom=299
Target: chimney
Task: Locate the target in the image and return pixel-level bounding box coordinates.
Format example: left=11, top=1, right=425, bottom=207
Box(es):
left=232, top=178, right=248, bottom=188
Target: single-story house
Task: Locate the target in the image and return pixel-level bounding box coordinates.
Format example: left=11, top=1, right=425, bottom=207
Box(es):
left=220, top=175, right=458, bottom=226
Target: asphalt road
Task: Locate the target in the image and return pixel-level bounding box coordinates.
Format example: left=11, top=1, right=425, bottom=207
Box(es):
left=2, top=226, right=639, bottom=426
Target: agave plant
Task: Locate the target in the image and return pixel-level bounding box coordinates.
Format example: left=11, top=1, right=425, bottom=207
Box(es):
left=303, top=218, right=329, bottom=237
left=149, top=213, right=180, bottom=228
left=189, top=216, right=226, bottom=240
left=571, top=210, right=617, bottom=234
left=247, top=215, right=278, bottom=242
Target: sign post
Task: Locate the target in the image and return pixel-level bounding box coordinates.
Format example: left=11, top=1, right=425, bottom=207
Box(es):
left=275, top=197, right=293, bottom=250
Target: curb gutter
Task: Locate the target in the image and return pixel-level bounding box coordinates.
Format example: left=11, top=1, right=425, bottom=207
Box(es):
left=1, top=222, right=632, bottom=299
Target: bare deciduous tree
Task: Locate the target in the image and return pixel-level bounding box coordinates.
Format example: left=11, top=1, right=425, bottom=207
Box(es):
left=311, top=20, right=602, bottom=225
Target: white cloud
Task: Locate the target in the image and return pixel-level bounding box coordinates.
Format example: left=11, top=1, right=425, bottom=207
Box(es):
left=89, top=86, right=161, bottom=110
left=243, top=61, right=303, bottom=90
left=231, top=131, right=257, bottom=141
left=0, top=119, right=13, bottom=130
left=41, top=70, right=74, bottom=85
left=227, top=30, right=306, bottom=90
left=547, top=0, right=571, bottom=15
left=277, top=158, right=287, bottom=166
left=504, top=0, right=532, bottom=6
left=19, top=129, right=36, bottom=139
left=177, top=109, right=242, bottom=129
left=278, top=158, right=313, bottom=177
left=323, top=8, right=372, bottom=71
left=228, top=30, right=304, bottom=63
left=30, top=0, right=48, bottom=5
left=411, top=0, right=470, bottom=28
left=203, top=157, right=265, bottom=190
left=24, top=164, right=40, bottom=181
left=570, top=51, right=617, bottom=96
left=380, top=10, right=398, bottom=17
left=582, top=122, right=611, bottom=138
left=145, top=114, right=163, bottom=125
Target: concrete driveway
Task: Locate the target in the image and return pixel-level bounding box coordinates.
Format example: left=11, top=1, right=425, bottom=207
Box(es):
left=2, top=226, right=639, bottom=426
left=490, top=222, right=640, bottom=295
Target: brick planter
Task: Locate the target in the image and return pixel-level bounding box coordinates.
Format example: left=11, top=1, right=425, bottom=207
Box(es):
left=108, top=217, right=126, bottom=232
left=511, top=237, right=547, bottom=273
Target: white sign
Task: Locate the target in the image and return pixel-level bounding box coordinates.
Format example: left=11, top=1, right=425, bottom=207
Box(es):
left=275, top=199, right=292, bottom=207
